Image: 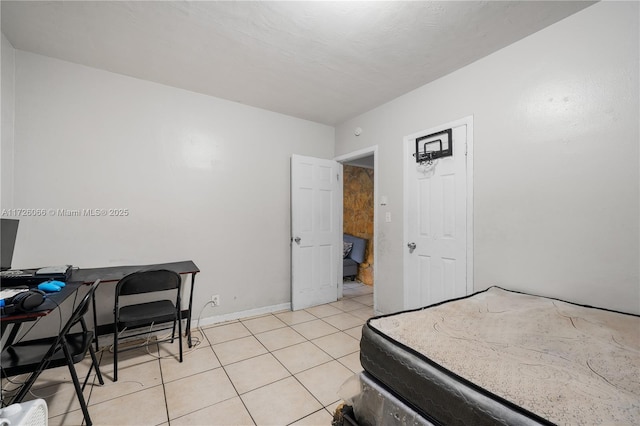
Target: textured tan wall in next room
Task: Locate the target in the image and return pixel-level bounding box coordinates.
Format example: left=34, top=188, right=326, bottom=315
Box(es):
left=343, top=165, right=374, bottom=285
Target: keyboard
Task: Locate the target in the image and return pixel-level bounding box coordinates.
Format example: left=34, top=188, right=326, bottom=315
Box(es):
left=1, top=267, right=71, bottom=286
left=0, top=287, right=28, bottom=300
left=1, top=269, right=38, bottom=286
left=0, top=270, right=32, bottom=278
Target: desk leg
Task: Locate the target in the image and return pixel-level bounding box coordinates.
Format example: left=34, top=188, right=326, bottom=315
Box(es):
left=1, top=323, right=22, bottom=407
left=187, top=272, right=197, bottom=347
left=2, top=322, right=22, bottom=349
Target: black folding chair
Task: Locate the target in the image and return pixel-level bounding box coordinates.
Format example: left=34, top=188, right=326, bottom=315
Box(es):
left=113, top=269, right=182, bottom=382
left=1, top=280, right=104, bottom=426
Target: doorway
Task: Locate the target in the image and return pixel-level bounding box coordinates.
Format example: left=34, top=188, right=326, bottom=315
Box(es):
left=335, top=146, right=378, bottom=312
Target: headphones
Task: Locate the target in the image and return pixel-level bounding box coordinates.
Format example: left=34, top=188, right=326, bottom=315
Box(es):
left=0, top=290, right=46, bottom=315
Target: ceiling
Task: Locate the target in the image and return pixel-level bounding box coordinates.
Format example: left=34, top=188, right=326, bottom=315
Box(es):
left=1, top=1, right=594, bottom=125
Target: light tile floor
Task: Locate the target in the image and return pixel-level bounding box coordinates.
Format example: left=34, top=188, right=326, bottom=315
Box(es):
left=2, top=282, right=373, bottom=426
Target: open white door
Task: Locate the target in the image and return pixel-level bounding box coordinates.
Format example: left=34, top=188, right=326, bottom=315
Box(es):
left=291, top=154, right=342, bottom=310
left=404, top=118, right=473, bottom=309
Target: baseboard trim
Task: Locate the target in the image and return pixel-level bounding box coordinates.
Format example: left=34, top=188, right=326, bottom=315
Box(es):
left=192, top=302, right=292, bottom=329
left=95, top=303, right=292, bottom=348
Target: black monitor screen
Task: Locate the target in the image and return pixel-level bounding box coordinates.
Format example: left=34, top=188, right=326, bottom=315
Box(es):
left=1, top=219, right=19, bottom=271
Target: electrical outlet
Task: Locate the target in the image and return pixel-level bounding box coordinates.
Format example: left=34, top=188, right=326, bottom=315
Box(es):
left=211, top=295, right=220, bottom=306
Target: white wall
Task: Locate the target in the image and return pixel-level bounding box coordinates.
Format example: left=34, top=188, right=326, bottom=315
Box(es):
left=9, top=51, right=334, bottom=325
left=336, top=2, right=640, bottom=314
left=1, top=33, right=15, bottom=208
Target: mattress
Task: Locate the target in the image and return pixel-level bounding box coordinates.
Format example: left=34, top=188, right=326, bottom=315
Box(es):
left=339, top=371, right=435, bottom=426
left=360, top=287, right=640, bottom=425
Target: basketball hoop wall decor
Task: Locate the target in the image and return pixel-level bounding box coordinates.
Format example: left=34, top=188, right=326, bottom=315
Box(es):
left=413, top=128, right=453, bottom=166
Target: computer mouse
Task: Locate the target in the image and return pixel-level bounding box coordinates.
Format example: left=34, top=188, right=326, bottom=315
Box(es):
left=38, top=282, right=62, bottom=293
left=48, top=280, right=66, bottom=288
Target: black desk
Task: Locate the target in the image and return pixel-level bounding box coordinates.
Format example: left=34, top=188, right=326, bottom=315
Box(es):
left=0, top=282, right=90, bottom=408
left=71, top=260, right=200, bottom=348
left=1, top=282, right=84, bottom=347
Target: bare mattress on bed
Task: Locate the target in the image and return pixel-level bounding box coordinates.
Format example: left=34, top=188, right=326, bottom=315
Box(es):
left=360, top=287, right=639, bottom=425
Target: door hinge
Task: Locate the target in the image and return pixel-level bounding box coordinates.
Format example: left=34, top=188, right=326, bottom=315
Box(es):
left=337, top=173, right=340, bottom=181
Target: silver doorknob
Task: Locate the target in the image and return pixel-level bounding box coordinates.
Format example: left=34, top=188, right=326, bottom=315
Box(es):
left=407, top=242, right=416, bottom=253
left=294, top=236, right=301, bottom=244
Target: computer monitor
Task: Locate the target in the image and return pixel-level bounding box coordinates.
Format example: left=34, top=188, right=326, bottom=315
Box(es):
left=1, top=219, right=19, bottom=271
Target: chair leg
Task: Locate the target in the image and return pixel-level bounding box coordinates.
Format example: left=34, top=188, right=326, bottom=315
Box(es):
left=92, top=296, right=100, bottom=353
left=88, top=345, right=105, bottom=386
left=11, top=369, right=42, bottom=405
left=113, top=328, right=118, bottom=382
left=80, top=318, right=104, bottom=388
left=11, top=353, right=54, bottom=404
left=170, top=319, right=177, bottom=344
left=62, top=343, right=93, bottom=426
left=178, top=315, right=183, bottom=363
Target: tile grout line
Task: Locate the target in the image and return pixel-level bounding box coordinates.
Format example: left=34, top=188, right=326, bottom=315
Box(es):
left=29, top=283, right=372, bottom=425
left=157, top=352, right=172, bottom=426
left=218, top=358, right=258, bottom=426
left=234, top=310, right=358, bottom=424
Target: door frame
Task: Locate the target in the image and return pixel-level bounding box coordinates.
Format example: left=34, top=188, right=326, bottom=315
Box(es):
left=402, top=116, right=474, bottom=308
left=334, top=145, right=378, bottom=312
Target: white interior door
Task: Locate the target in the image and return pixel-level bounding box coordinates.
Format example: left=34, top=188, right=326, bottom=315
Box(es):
left=291, top=154, right=342, bottom=310
left=404, top=120, right=472, bottom=309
